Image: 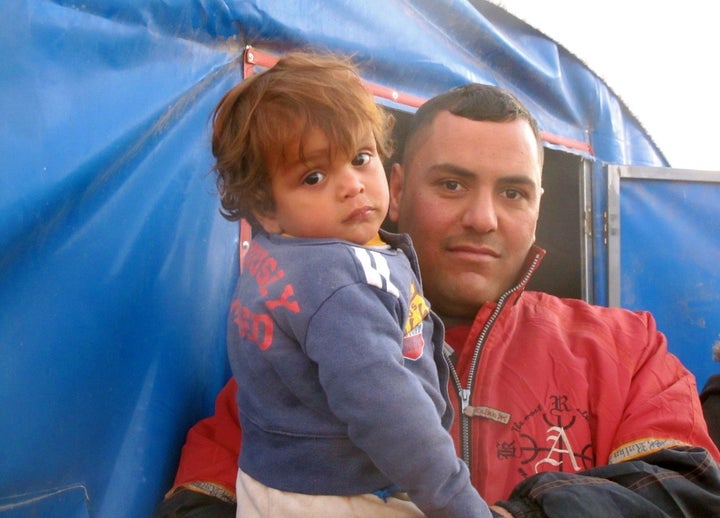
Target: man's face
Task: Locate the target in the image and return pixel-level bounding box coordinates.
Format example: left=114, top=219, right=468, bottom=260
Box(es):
left=389, top=111, right=542, bottom=324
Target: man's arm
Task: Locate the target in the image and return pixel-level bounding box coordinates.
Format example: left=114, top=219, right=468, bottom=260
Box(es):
left=494, top=446, right=720, bottom=518
left=494, top=312, right=720, bottom=518
left=153, top=487, right=235, bottom=518
left=153, top=378, right=241, bottom=517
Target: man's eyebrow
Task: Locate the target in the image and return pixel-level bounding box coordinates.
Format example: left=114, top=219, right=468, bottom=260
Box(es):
left=427, top=163, right=476, bottom=178
left=428, top=163, right=539, bottom=186
left=497, top=175, right=538, bottom=186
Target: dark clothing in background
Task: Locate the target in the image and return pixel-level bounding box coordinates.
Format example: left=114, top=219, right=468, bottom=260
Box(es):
left=701, top=374, right=720, bottom=449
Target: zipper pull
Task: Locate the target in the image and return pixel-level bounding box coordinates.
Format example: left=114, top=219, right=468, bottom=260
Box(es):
left=459, top=388, right=471, bottom=413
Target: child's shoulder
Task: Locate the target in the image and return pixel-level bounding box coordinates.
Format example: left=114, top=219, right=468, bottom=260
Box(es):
left=254, top=232, right=410, bottom=281
left=252, top=232, right=363, bottom=264
left=243, top=233, right=418, bottom=304
left=259, top=232, right=402, bottom=257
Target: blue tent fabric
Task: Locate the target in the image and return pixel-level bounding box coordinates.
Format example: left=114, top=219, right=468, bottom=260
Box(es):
left=0, top=1, right=667, bottom=516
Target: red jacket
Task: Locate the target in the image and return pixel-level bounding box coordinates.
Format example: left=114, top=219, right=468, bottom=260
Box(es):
left=171, top=378, right=240, bottom=501
left=443, top=247, right=720, bottom=504
left=170, top=246, right=720, bottom=511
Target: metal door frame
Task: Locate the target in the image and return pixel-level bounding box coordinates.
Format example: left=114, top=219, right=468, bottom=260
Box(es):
left=607, top=164, right=720, bottom=307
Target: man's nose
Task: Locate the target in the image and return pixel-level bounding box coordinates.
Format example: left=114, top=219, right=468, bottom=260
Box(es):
left=461, top=192, right=498, bottom=233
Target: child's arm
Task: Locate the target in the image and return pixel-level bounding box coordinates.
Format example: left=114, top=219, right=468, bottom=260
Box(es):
left=304, top=282, right=491, bottom=518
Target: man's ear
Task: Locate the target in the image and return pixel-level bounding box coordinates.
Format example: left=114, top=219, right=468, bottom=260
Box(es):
left=253, top=210, right=282, bottom=234
left=388, top=163, right=404, bottom=223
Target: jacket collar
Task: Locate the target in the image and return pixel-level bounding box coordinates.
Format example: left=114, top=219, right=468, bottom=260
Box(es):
left=505, top=244, right=546, bottom=305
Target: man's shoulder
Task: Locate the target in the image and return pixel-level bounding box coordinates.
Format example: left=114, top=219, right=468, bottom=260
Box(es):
left=514, top=292, right=665, bottom=370
left=520, top=290, right=655, bottom=330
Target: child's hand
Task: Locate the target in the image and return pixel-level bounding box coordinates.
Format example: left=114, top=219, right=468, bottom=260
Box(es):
left=490, top=505, right=514, bottom=518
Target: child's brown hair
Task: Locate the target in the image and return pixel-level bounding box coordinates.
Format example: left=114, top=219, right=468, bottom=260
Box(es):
left=211, top=51, right=394, bottom=226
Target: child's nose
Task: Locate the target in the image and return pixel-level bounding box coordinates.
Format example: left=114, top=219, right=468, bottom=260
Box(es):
left=339, top=168, right=365, bottom=198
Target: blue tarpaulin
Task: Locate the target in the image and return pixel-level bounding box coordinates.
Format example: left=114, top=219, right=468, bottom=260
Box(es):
left=0, top=1, right=668, bottom=516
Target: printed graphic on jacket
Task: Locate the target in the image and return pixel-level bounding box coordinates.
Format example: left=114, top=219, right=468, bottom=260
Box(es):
left=232, top=240, right=429, bottom=358
left=495, top=394, right=593, bottom=478
left=353, top=246, right=429, bottom=361
left=402, top=282, right=429, bottom=360
left=230, top=242, right=300, bottom=351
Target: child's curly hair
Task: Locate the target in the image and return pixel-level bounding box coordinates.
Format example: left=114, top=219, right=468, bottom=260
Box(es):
left=211, top=51, right=395, bottom=228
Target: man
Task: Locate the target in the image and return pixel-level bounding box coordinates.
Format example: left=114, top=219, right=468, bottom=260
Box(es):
left=156, top=84, right=720, bottom=517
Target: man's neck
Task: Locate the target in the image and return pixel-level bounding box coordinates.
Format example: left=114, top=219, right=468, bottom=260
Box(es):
left=440, top=315, right=474, bottom=329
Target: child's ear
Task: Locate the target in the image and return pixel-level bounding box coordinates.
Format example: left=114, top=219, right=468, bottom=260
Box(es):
left=253, top=210, right=282, bottom=234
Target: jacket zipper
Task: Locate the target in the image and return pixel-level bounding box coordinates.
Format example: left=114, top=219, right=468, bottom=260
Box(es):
left=446, top=253, right=542, bottom=467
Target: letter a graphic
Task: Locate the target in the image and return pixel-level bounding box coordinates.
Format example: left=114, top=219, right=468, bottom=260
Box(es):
left=534, top=426, right=582, bottom=472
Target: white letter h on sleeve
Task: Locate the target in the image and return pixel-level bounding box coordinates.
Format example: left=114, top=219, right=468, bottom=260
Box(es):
left=352, top=247, right=400, bottom=297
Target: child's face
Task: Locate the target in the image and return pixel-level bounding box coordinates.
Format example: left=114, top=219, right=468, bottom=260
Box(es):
left=256, top=127, right=389, bottom=245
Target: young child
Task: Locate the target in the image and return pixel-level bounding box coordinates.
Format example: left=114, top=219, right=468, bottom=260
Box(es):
left=211, top=51, right=491, bottom=518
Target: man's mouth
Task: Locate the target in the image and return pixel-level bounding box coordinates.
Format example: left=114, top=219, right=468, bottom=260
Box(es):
left=446, top=243, right=500, bottom=261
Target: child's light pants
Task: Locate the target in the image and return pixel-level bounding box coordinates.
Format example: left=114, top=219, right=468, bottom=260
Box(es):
left=236, top=469, right=425, bottom=517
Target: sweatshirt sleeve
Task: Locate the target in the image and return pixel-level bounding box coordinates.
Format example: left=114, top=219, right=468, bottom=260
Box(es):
left=305, top=282, right=491, bottom=518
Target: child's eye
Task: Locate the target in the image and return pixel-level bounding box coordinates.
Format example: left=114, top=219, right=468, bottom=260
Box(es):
left=303, top=171, right=326, bottom=185
left=351, top=152, right=372, bottom=166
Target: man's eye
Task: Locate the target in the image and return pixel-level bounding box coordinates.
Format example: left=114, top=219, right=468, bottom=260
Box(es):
left=504, top=189, right=524, bottom=200
left=303, top=171, right=326, bottom=185
left=351, top=152, right=372, bottom=166
left=442, top=180, right=462, bottom=192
